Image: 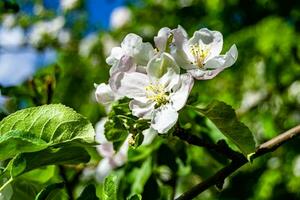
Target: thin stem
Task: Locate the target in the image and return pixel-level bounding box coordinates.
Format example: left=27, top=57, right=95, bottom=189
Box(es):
left=175, top=124, right=300, bottom=200
left=0, top=177, right=13, bottom=192
left=59, top=165, right=74, bottom=200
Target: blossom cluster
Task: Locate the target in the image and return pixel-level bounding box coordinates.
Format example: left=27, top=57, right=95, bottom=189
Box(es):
left=96, top=25, right=238, bottom=135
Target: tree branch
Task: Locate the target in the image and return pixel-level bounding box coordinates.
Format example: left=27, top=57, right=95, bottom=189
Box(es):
left=175, top=124, right=300, bottom=200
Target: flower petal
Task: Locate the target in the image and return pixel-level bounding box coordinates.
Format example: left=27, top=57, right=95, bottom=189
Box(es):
left=95, top=83, right=117, bottom=106
left=109, top=55, right=136, bottom=76
left=109, top=72, right=149, bottom=98
left=151, top=105, right=178, bottom=134
left=142, top=128, right=158, bottom=145
left=129, top=99, right=155, bottom=119
left=106, top=47, right=124, bottom=66
left=121, top=33, right=154, bottom=65
left=96, top=158, right=113, bottom=182
left=204, top=44, right=238, bottom=69
left=147, top=52, right=180, bottom=79
left=154, top=27, right=171, bottom=52
left=187, top=68, right=224, bottom=80
left=189, top=28, right=223, bottom=60
left=170, top=73, right=194, bottom=110
left=159, top=68, right=180, bottom=91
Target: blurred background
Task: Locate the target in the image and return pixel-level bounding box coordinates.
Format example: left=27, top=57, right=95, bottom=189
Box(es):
left=1, top=0, right=300, bottom=199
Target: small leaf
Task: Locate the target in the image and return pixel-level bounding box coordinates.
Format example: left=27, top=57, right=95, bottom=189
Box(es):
left=77, top=184, right=99, bottom=200
left=103, top=174, right=118, bottom=200
left=194, top=100, right=256, bottom=156
left=11, top=146, right=90, bottom=177
left=127, top=194, right=142, bottom=200
left=35, top=182, right=65, bottom=200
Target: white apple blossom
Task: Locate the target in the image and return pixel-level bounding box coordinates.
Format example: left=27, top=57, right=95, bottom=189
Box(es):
left=29, top=16, right=65, bottom=46
left=110, top=7, right=132, bottom=30
left=95, top=118, right=130, bottom=182
left=171, top=27, right=238, bottom=80
left=110, top=54, right=194, bottom=133
left=60, top=0, right=79, bottom=11
left=106, top=33, right=155, bottom=73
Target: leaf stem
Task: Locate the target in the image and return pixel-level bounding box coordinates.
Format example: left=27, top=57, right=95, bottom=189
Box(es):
left=0, top=177, right=13, bottom=192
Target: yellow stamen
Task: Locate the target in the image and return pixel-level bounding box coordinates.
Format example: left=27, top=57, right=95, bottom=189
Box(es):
left=190, top=44, right=210, bottom=68
left=145, top=84, right=169, bottom=107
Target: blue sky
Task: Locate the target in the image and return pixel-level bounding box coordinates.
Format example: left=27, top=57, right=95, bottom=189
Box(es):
left=43, top=0, right=125, bottom=29
left=0, top=0, right=126, bottom=87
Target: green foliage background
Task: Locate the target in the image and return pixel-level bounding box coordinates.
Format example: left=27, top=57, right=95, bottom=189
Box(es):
left=1, top=0, right=300, bottom=199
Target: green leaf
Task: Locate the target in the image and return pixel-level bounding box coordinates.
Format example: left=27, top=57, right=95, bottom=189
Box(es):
left=103, top=174, right=118, bottom=200
left=21, top=166, right=56, bottom=183
left=131, top=157, right=152, bottom=195
left=11, top=146, right=90, bottom=178
left=0, top=104, right=95, bottom=160
left=127, top=194, right=142, bottom=200
left=35, top=182, right=65, bottom=200
left=0, top=130, right=48, bottom=160
left=194, top=100, right=256, bottom=156
left=77, top=184, right=99, bottom=200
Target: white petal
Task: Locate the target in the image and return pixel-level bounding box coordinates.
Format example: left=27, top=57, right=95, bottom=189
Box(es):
left=188, top=68, right=224, bottom=80
left=189, top=28, right=223, bottom=60
left=129, top=99, right=155, bottom=119
left=151, top=105, right=178, bottom=134
left=106, top=47, right=124, bottom=65
left=121, top=33, right=154, bottom=66
left=159, top=69, right=180, bottom=91
left=109, top=55, right=136, bottom=76
left=172, top=25, right=188, bottom=48
left=170, top=73, right=194, bottom=110
left=142, top=128, right=158, bottom=145
left=154, top=27, right=171, bottom=52
left=147, top=53, right=179, bottom=79
left=95, top=118, right=108, bottom=144
left=95, top=83, right=116, bottom=106
left=135, top=42, right=155, bottom=66
left=109, top=72, right=149, bottom=98
left=204, top=44, right=238, bottom=69
left=96, top=158, right=113, bottom=182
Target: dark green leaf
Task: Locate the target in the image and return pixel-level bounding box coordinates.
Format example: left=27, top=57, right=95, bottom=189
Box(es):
left=77, top=184, right=99, bottom=200
left=11, top=146, right=90, bottom=177
left=0, top=130, right=48, bottom=160
left=127, top=194, right=142, bottom=200
left=131, top=157, right=152, bottom=195
left=194, top=100, right=256, bottom=156
left=35, top=182, right=65, bottom=200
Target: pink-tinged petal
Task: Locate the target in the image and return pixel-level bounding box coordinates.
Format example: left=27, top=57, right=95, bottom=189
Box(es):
left=151, top=105, right=178, bottom=134
left=188, top=68, right=224, bottom=80
left=109, top=72, right=149, bottom=98
left=109, top=55, right=136, bottom=76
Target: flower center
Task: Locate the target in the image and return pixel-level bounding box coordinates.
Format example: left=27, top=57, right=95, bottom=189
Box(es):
left=145, top=84, right=169, bottom=107
left=189, top=44, right=210, bottom=68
